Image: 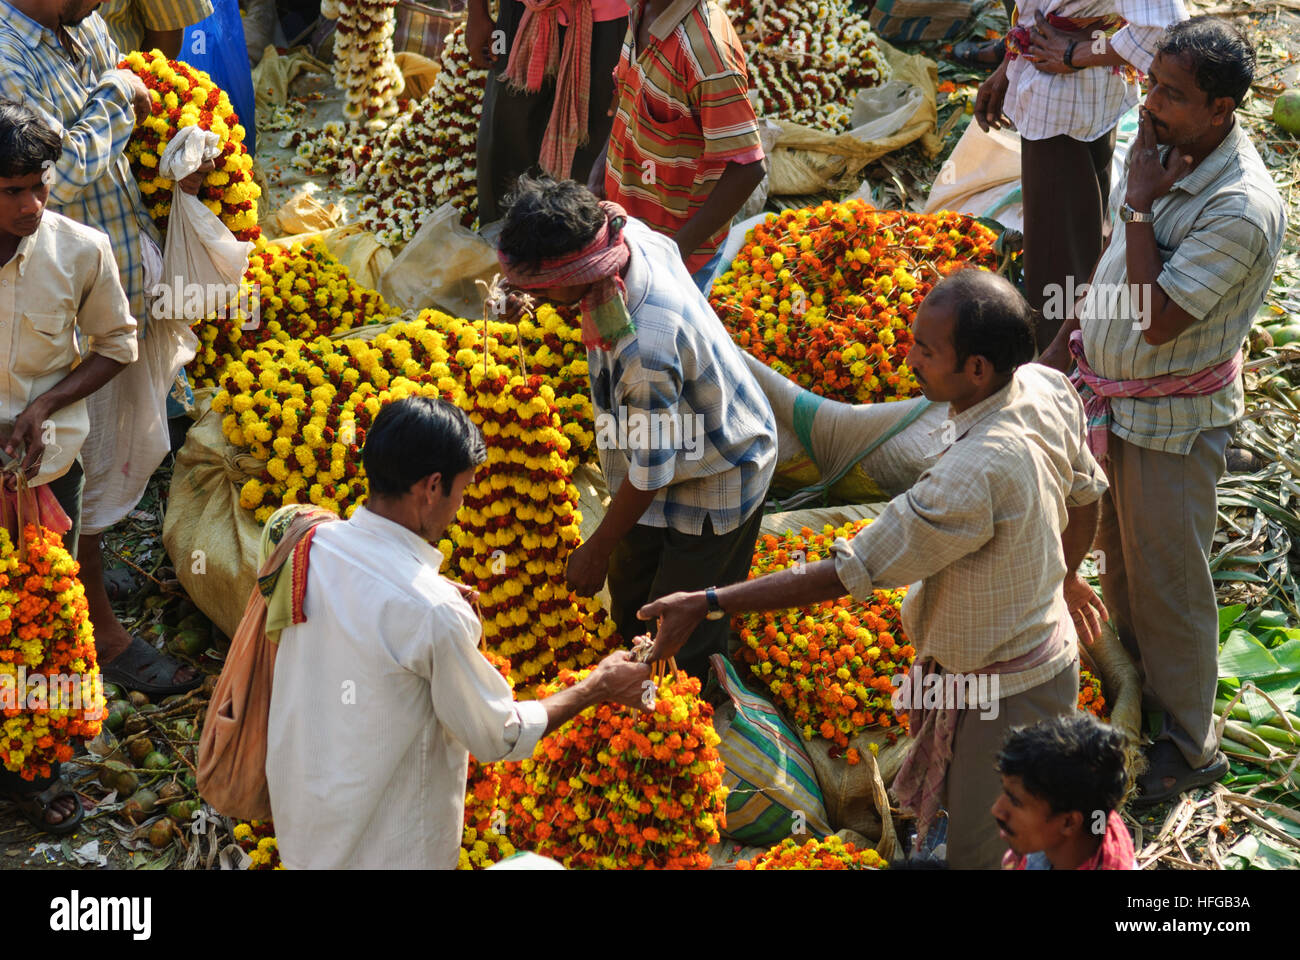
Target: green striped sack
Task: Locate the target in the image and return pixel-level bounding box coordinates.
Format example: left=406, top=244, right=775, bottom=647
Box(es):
left=712, top=656, right=833, bottom=846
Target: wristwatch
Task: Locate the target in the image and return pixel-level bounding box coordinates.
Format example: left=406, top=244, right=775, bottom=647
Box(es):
left=704, top=586, right=727, bottom=621
left=1119, top=202, right=1155, bottom=224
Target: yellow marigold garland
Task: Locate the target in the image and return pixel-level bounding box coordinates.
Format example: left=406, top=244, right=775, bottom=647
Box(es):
left=0, top=525, right=104, bottom=780
left=736, top=834, right=889, bottom=870
left=119, top=49, right=260, bottom=242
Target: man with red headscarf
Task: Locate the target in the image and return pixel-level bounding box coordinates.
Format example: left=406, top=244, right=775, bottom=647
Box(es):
left=497, top=175, right=776, bottom=686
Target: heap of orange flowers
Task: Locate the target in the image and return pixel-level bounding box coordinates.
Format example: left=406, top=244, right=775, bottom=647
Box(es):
left=119, top=50, right=260, bottom=242
left=709, top=201, right=1000, bottom=404
left=735, top=520, right=913, bottom=761
left=0, top=524, right=104, bottom=781
left=497, top=668, right=726, bottom=869
left=736, top=834, right=888, bottom=870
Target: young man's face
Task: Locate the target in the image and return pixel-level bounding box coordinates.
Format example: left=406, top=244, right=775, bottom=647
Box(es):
left=1142, top=50, right=1235, bottom=148
left=417, top=465, right=477, bottom=544
left=0, top=170, right=50, bottom=238
left=991, top=773, right=1074, bottom=857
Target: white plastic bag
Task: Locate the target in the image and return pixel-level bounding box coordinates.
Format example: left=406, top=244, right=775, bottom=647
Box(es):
left=157, top=125, right=253, bottom=322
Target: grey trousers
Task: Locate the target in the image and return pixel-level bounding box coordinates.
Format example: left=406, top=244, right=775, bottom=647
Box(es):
left=1097, top=426, right=1230, bottom=769
left=943, top=660, right=1079, bottom=869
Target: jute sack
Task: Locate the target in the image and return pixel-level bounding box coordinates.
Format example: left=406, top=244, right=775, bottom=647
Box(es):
left=163, top=389, right=264, bottom=639
left=1082, top=621, right=1145, bottom=795
left=745, top=353, right=947, bottom=508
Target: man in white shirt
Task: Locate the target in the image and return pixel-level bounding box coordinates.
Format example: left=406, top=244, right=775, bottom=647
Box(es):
left=265, top=395, right=651, bottom=869
left=0, top=98, right=138, bottom=834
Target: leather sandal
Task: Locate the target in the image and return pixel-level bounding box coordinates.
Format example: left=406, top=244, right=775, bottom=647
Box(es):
left=6, top=779, right=86, bottom=836
left=1131, top=739, right=1228, bottom=807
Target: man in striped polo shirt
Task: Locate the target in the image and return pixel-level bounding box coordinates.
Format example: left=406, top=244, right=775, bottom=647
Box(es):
left=590, top=0, right=765, bottom=292
left=1040, top=17, right=1284, bottom=805
left=498, top=175, right=776, bottom=684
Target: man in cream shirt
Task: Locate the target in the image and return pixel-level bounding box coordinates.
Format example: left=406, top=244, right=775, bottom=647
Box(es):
left=266, top=396, right=651, bottom=869
left=0, top=99, right=137, bottom=834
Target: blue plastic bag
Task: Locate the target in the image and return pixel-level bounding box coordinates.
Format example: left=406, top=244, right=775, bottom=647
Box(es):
left=178, top=0, right=257, bottom=154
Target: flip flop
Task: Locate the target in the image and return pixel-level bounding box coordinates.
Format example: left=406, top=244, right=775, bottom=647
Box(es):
left=1131, top=740, right=1228, bottom=807
left=101, top=634, right=202, bottom=697
left=6, top=779, right=86, bottom=836
left=950, top=38, right=1006, bottom=70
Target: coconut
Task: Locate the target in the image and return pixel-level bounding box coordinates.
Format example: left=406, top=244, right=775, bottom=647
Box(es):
left=148, top=819, right=174, bottom=848
left=1273, top=90, right=1300, bottom=135
left=128, top=691, right=150, bottom=708
left=142, top=751, right=171, bottom=771
left=157, top=781, right=186, bottom=802
left=127, top=737, right=155, bottom=765
left=123, top=788, right=158, bottom=824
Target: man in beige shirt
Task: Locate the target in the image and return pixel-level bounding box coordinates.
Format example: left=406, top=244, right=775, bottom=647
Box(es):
left=0, top=98, right=138, bottom=834
left=643, top=270, right=1110, bottom=868
left=1040, top=18, right=1284, bottom=804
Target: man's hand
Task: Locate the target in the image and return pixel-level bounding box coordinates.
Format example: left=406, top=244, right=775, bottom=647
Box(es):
left=638, top=590, right=709, bottom=663
left=107, top=69, right=151, bottom=125
left=1024, top=10, right=1089, bottom=74
left=974, top=59, right=1012, bottom=132
left=1064, top=572, right=1108, bottom=645
left=3, top=397, right=53, bottom=479
left=587, top=649, right=653, bottom=710
left=564, top=539, right=610, bottom=597
left=1125, top=107, right=1192, bottom=212
left=179, top=158, right=215, bottom=195
left=466, top=3, right=499, bottom=70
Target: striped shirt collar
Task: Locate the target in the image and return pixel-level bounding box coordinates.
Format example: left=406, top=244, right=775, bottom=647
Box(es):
left=1168, top=117, right=1243, bottom=198
left=1, top=0, right=52, bottom=48
left=645, top=0, right=700, bottom=41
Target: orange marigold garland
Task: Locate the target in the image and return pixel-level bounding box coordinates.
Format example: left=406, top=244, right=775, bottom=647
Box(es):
left=710, top=201, right=1000, bottom=404
left=498, top=668, right=726, bottom=869
left=119, top=50, right=260, bottom=242
left=1079, top=665, right=1108, bottom=721
left=232, top=820, right=283, bottom=869
left=0, top=524, right=104, bottom=780
left=736, top=834, right=888, bottom=870
left=736, top=520, right=914, bottom=758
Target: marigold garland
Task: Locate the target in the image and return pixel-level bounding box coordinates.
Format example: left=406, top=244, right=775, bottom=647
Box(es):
left=736, top=834, right=888, bottom=870
left=497, top=668, right=726, bottom=869
left=736, top=520, right=914, bottom=757
left=232, top=820, right=285, bottom=869
left=710, top=201, right=1001, bottom=404
left=0, top=524, right=104, bottom=781
left=1079, top=665, right=1108, bottom=721
left=119, top=50, right=260, bottom=242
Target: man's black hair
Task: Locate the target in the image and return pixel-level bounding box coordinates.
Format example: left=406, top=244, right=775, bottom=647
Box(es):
left=0, top=99, right=61, bottom=179
left=926, top=268, right=1037, bottom=376
left=996, top=713, right=1128, bottom=819
left=498, top=173, right=606, bottom=262
left=1156, top=16, right=1255, bottom=109
left=362, top=396, right=486, bottom=497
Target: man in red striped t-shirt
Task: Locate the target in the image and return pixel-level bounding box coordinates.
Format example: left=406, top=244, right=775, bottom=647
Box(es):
left=591, top=0, right=764, bottom=292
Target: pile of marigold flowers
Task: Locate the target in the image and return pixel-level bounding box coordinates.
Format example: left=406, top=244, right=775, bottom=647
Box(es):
left=233, top=820, right=284, bottom=869
left=736, top=834, right=888, bottom=870
left=1079, top=665, right=1108, bottom=721
left=710, top=201, right=1000, bottom=404
left=722, top=0, right=890, bottom=131
left=189, top=239, right=400, bottom=386
left=0, top=524, right=104, bottom=781
left=118, top=50, right=260, bottom=242
left=496, top=668, right=726, bottom=869
left=735, top=520, right=913, bottom=759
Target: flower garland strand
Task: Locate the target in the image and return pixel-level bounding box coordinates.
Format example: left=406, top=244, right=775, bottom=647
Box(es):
left=736, top=834, right=889, bottom=869
left=321, top=0, right=405, bottom=123
left=119, top=50, right=260, bottom=242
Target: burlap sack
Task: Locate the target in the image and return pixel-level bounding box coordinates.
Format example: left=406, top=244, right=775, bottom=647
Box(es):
left=162, top=390, right=264, bottom=640
left=1081, top=621, right=1145, bottom=793
left=768, top=41, right=942, bottom=196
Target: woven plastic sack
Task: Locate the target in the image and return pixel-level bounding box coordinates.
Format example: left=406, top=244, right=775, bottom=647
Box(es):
left=868, top=0, right=975, bottom=43
left=712, top=655, right=833, bottom=846
left=744, top=353, right=947, bottom=508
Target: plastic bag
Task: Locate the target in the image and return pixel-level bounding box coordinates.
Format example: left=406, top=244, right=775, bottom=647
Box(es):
left=157, top=126, right=254, bottom=323
left=180, top=0, right=257, bottom=153
left=377, top=202, right=500, bottom=317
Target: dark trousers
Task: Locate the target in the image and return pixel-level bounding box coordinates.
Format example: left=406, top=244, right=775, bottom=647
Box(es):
left=1020, top=129, right=1116, bottom=351
left=607, top=507, right=765, bottom=683
left=476, top=1, right=627, bottom=224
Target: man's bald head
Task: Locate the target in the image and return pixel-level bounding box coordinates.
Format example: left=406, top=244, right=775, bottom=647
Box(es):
left=924, top=269, right=1037, bottom=376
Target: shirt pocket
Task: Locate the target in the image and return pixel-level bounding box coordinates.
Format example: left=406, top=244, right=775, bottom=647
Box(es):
left=15, top=311, right=75, bottom=379
left=637, top=89, right=701, bottom=142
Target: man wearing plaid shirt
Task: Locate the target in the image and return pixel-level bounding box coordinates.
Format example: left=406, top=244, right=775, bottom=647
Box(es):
left=976, top=0, right=1187, bottom=351
left=497, top=176, right=776, bottom=684
left=99, top=0, right=213, bottom=57
left=645, top=271, right=1110, bottom=868
left=1041, top=19, right=1284, bottom=805
left=0, top=0, right=206, bottom=694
